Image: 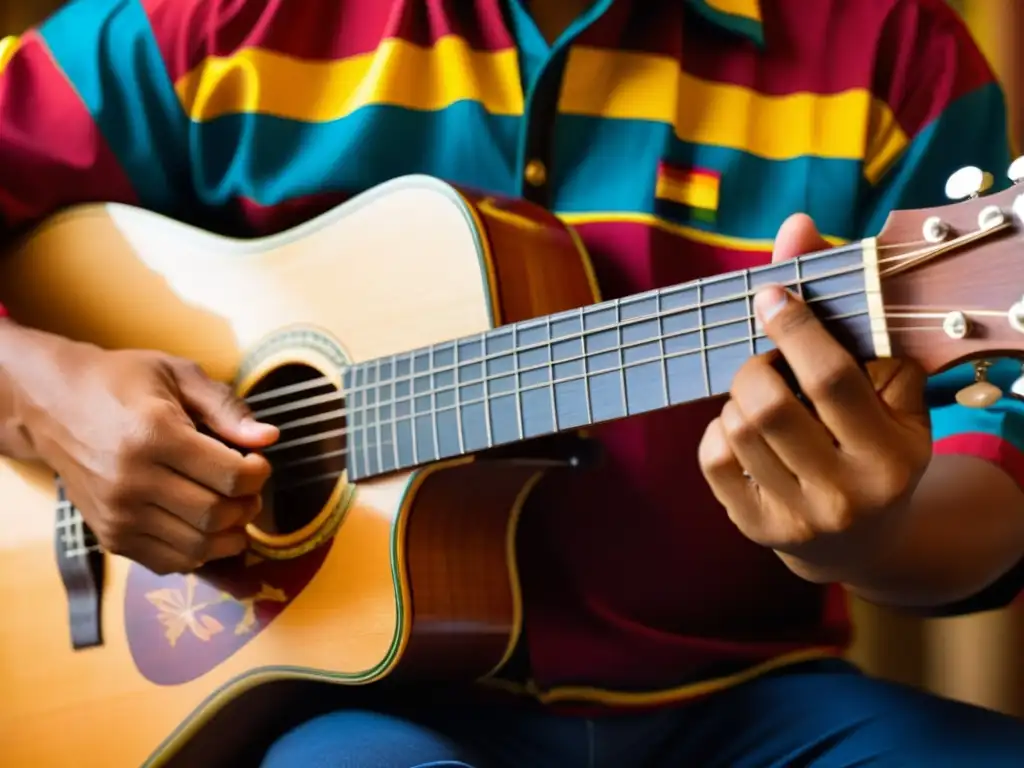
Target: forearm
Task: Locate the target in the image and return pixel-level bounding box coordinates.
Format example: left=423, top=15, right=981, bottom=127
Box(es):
left=0, top=317, right=76, bottom=461
left=785, top=454, right=1024, bottom=610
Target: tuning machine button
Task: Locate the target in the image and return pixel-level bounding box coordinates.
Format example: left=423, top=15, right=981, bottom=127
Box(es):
left=956, top=360, right=1002, bottom=409
left=1012, top=365, right=1024, bottom=400
left=1009, top=156, right=1024, bottom=184
left=945, top=166, right=994, bottom=201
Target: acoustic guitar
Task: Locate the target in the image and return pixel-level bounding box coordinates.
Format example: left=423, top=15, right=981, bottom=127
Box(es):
left=2, top=169, right=1024, bottom=767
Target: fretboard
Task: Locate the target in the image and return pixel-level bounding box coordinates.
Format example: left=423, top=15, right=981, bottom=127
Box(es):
left=342, top=242, right=879, bottom=481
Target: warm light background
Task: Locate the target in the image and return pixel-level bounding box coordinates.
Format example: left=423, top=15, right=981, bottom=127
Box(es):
left=2, top=0, right=1023, bottom=717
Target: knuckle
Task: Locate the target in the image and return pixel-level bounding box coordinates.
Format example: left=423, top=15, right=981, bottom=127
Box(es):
left=698, top=420, right=734, bottom=474
left=769, top=510, right=816, bottom=549
left=820, top=493, right=857, bottom=535
left=743, top=393, right=792, bottom=434
left=122, top=402, right=177, bottom=456
left=186, top=535, right=211, bottom=564
left=104, top=479, right=140, bottom=510
left=872, top=462, right=916, bottom=505
left=802, top=363, right=858, bottom=403
left=773, top=302, right=814, bottom=335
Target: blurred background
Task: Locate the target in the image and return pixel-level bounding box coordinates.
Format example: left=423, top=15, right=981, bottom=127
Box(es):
left=2, top=0, right=1024, bottom=718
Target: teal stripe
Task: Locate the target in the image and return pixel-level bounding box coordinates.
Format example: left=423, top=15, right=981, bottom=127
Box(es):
left=858, top=82, right=1012, bottom=239
left=39, top=0, right=191, bottom=215
left=550, top=115, right=864, bottom=241
left=189, top=103, right=868, bottom=241
left=189, top=104, right=521, bottom=207
left=685, top=0, right=765, bottom=47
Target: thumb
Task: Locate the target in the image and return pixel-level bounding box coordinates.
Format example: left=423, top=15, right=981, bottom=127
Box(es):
left=172, top=362, right=280, bottom=449
left=772, top=213, right=830, bottom=263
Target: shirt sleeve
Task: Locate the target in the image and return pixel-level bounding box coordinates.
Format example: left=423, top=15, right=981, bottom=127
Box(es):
left=0, top=0, right=218, bottom=317
left=858, top=0, right=1024, bottom=615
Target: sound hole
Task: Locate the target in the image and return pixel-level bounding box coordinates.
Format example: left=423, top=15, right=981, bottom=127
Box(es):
left=245, top=363, right=346, bottom=536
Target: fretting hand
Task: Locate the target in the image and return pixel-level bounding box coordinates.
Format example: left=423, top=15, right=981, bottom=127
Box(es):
left=698, top=214, right=934, bottom=581
left=3, top=326, right=279, bottom=575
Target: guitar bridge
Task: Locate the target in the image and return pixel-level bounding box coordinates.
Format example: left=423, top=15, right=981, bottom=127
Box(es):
left=54, top=478, right=105, bottom=650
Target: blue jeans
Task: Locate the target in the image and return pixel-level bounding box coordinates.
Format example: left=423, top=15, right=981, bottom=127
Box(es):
left=261, top=659, right=1024, bottom=767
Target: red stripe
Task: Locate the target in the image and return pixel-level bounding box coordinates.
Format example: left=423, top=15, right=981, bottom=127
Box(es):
left=215, top=190, right=354, bottom=237
left=571, top=219, right=770, bottom=298
left=657, top=162, right=720, bottom=183
left=144, top=0, right=516, bottom=83
left=582, top=0, right=994, bottom=134
left=0, top=33, right=137, bottom=232
left=934, top=432, right=1024, bottom=491
left=872, top=0, right=995, bottom=138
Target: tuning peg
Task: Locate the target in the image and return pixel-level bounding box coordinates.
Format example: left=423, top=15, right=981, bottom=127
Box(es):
left=1009, top=156, right=1024, bottom=184
left=956, top=360, right=1002, bottom=409
left=945, top=166, right=994, bottom=201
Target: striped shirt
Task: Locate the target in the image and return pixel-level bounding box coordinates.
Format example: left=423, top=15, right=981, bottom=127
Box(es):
left=2, top=0, right=1023, bottom=708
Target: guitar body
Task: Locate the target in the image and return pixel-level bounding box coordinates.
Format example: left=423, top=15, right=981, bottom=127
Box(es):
left=0, top=177, right=599, bottom=767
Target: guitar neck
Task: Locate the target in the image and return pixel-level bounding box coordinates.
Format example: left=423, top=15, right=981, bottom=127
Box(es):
left=343, top=239, right=884, bottom=480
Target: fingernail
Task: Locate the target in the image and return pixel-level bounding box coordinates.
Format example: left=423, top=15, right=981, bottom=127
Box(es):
left=241, top=417, right=277, bottom=438
left=754, top=286, right=788, bottom=324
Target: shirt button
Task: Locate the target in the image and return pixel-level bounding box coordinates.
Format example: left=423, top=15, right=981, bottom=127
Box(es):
left=523, top=159, right=547, bottom=187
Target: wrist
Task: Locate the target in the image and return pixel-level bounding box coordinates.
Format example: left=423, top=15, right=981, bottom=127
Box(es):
left=772, top=502, right=910, bottom=586
left=0, top=319, right=86, bottom=460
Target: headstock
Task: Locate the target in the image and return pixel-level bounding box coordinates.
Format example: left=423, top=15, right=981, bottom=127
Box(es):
left=876, top=157, right=1024, bottom=407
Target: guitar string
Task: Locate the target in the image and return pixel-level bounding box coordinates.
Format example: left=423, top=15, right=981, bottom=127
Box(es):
left=57, top=301, right=996, bottom=556
left=265, top=313, right=984, bottom=486
left=258, top=292, right=998, bottom=440
left=243, top=240, right=932, bottom=410
left=53, top=233, right=997, bottom=555
left=257, top=284, right=874, bottom=425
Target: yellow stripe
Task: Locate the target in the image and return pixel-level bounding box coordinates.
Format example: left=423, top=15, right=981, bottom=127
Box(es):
left=863, top=98, right=910, bottom=184
left=0, top=36, right=21, bottom=75
left=655, top=173, right=720, bottom=210
left=557, top=211, right=848, bottom=251
left=560, top=46, right=899, bottom=164
left=175, top=36, right=524, bottom=123
left=175, top=35, right=905, bottom=181
left=704, top=0, right=762, bottom=22
left=480, top=647, right=842, bottom=706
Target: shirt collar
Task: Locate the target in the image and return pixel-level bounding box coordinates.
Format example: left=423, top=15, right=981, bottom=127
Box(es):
left=686, top=0, right=764, bottom=46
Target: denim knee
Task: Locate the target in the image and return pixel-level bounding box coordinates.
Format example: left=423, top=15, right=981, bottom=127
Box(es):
left=261, top=709, right=482, bottom=768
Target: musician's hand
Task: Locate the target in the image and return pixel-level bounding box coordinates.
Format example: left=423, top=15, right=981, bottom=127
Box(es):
left=698, top=214, right=933, bottom=582
left=9, top=334, right=279, bottom=574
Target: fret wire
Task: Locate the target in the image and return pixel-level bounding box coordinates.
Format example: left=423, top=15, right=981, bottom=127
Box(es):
left=316, top=307, right=877, bottom=474
left=546, top=317, right=559, bottom=432
left=390, top=353, right=400, bottom=472
left=326, top=299, right=874, bottom=433
left=743, top=268, right=755, bottom=356
left=407, top=353, right=419, bottom=467
left=374, top=356, right=384, bottom=474
left=317, top=248, right=874, bottom=475
left=615, top=298, right=628, bottom=416
left=481, top=335, right=494, bottom=449
left=453, top=339, right=465, bottom=455
left=657, top=292, right=671, bottom=407
left=513, top=323, right=524, bottom=441
left=332, top=274, right=869, bottom=404
left=360, top=366, right=370, bottom=479
left=698, top=282, right=711, bottom=398
left=429, top=346, right=440, bottom=460
left=579, top=307, right=593, bottom=425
